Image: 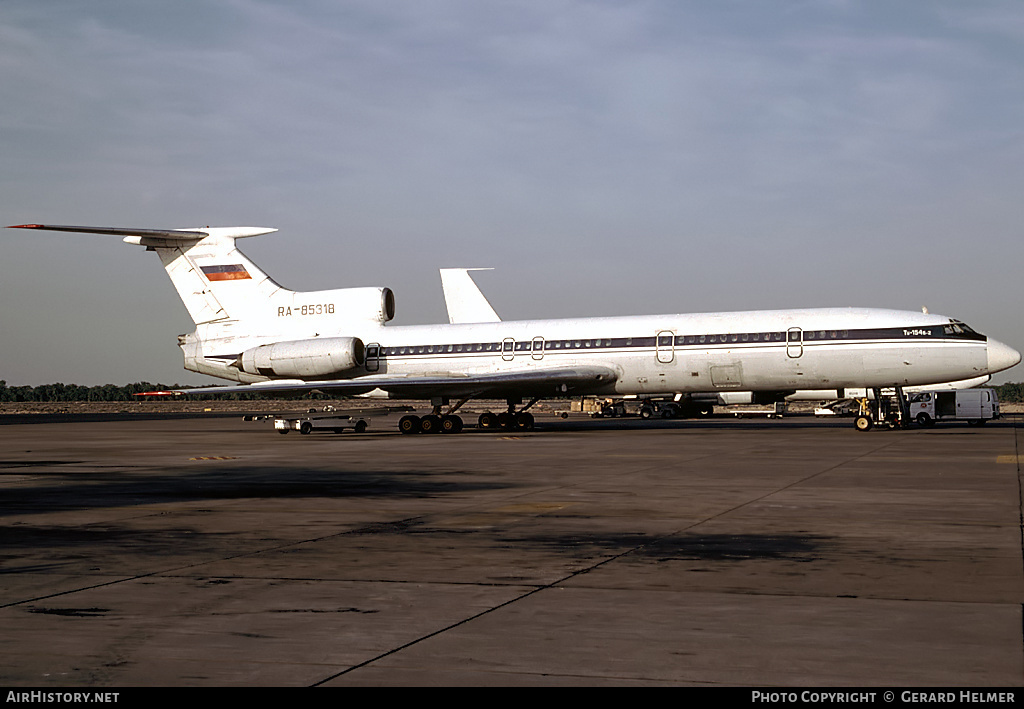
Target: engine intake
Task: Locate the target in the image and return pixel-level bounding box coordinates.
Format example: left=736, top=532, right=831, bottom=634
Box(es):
left=238, top=337, right=365, bottom=378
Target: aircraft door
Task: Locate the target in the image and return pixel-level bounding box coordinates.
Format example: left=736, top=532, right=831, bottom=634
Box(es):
left=786, top=328, right=803, bottom=358
left=656, top=331, right=675, bottom=364
left=532, top=337, right=545, bottom=360
left=366, top=343, right=381, bottom=372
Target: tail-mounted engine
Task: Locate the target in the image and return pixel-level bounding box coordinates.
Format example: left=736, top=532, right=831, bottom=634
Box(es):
left=273, top=287, right=395, bottom=324
left=330, top=287, right=395, bottom=323
left=236, top=337, right=365, bottom=378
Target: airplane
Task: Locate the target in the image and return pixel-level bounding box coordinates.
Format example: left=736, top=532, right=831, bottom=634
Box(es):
left=9, top=223, right=1021, bottom=433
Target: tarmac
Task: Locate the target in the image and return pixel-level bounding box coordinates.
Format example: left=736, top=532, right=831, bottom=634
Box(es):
left=0, top=410, right=1021, bottom=687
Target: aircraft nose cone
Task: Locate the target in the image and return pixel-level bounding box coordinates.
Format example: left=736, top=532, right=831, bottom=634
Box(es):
left=987, top=339, right=1022, bottom=374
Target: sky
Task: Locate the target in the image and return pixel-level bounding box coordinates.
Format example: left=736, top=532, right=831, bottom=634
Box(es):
left=2, top=0, right=1023, bottom=386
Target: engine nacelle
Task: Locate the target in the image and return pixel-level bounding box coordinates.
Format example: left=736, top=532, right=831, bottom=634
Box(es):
left=335, top=287, right=395, bottom=323
left=238, top=337, right=365, bottom=378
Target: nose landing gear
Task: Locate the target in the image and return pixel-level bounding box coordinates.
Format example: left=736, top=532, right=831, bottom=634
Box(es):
left=853, top=386, right=911, bottom=431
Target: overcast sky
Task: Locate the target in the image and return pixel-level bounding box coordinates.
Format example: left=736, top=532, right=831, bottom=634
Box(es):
left=2, top=0, right=1022, bottom=386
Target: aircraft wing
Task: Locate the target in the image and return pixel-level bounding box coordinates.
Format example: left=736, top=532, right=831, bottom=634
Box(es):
left=173, top=365, right=618, bottom=399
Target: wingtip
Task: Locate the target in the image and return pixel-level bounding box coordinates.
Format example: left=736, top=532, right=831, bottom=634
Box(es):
left=8, top=224, right=44, bottom=229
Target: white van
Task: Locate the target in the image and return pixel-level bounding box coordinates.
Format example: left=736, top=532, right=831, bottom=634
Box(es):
left=906, top=388, right=1001, bottom=426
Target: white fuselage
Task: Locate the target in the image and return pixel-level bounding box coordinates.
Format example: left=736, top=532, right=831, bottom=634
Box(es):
left=185, top=306, right=1003, bottom=396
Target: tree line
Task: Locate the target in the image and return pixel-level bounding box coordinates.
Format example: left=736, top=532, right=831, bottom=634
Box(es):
left=2, top=379, right=1023, bottom=403
left=991, top=381, right=1024, bottom=404
left=0, top=381, right=293, bottom=402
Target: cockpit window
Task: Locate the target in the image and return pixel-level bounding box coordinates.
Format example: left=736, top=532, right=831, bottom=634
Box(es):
left=945, top=321, right=979, bottom=335
left=943, top=320, right=983, bottom=338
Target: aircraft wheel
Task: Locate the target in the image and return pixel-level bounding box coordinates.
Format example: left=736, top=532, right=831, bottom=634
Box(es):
left=478, top=412, right=498, bottom=429
left=915, top=413, right=933, bottom=427
left=399, top=415, right=421, bottom=434
left=440, top=415, right=463, bottom=434
left=354, top=421, right=368, bottom=433
left=300, top=421, right=313, bottom=435
left=698, top=403, right=714, bottom=417
left=854, top=415, right=873, bottom=432
left=515, top=412, right=535, bottom=431
left=278, top=429, right=289, bottom=435
left=420, top=415, right=442, bottom=434
left=640, top=407, right=654, bottom=420
left=967, top=419, right=985, bottom=426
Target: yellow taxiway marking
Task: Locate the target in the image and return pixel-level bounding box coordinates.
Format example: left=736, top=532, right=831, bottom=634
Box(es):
left=996, top=455, right=1022, bottom=465
left=189, top=456, right=240, bottom=461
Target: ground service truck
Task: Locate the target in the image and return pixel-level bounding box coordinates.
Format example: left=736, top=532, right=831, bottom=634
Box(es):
left=906, top=388, right=1000, bottom=426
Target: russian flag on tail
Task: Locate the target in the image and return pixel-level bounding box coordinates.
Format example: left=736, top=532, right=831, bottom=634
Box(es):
left=201, top=264, right=251, bottom=281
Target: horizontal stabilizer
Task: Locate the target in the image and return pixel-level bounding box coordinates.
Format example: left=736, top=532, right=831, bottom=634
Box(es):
left=8, top=224, right=277, bottom=241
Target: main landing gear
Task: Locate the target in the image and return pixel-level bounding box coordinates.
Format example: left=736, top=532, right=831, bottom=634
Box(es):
left=477, top=409, right=535, bottom=431
left=398, top=398, right=538, bottom=434
left=399, top=397, right=467, bottom=434
left=398, top=412, right=465, bottom=434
